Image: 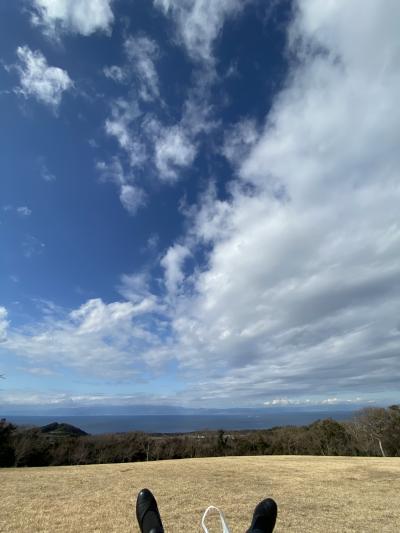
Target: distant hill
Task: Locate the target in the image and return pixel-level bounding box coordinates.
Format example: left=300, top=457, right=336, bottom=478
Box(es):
left=40, top=422, right=88, bottom=438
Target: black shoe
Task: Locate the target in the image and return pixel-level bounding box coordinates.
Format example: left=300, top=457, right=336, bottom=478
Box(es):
left=136, top=488, right=164, bottom=533
left=246, top=498, right=277, bottom=533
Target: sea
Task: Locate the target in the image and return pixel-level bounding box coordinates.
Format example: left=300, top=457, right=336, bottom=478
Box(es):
left=4, top=411, right=354, bottom=435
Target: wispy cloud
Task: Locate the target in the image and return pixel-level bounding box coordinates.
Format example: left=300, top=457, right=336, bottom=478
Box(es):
left=16, top=206, right=32, bottom=216
left=97, top=158, right=146, bottom=216
left=38, top=158, right=56, bottom=181
left=2, top=205, right=32, bottom=216
left=263, top=397, right=376, bottom=408
left=22, top=235, right=45, bottom=258
left=18, top=366, right=58, bottom=377
left=0, top=307, right=9, bottom=342
left=154, top=0, right=249, bottom=64
left=125, top=36, right=161, bottom=102
left=104, top=99, right=145, bottom=167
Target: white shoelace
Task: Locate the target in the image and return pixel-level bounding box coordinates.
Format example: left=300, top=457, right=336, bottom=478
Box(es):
left=201, top=505, right=231, bottom=533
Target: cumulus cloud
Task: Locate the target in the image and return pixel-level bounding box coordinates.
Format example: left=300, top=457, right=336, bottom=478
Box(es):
left=154, top=0, right=248, bottom=63
left=4, top=298, right=162, bottom=379
left=7, top=1, right=399, bottom=407
left=148, top=0, right=400, bottom=405
left=15, top=46, right=72, bottom=108
left=31, top=0, right=114, bottom=36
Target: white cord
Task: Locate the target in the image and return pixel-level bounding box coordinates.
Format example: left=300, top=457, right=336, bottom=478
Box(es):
left=201, top=505, right=231, bottom=533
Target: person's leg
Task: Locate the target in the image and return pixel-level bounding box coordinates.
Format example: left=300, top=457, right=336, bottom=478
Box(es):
left=246, top=498, right=277, bottom=533
left=136, top=488, right=165, bottom=533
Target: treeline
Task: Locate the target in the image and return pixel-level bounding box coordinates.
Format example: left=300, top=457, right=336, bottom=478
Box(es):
left=1, top=406, right=399, bottom=468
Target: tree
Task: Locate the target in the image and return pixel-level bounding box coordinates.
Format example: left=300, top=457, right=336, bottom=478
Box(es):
left=351, top=407, right=399, bottom=457
left=0, top=419, right=16, bottom=467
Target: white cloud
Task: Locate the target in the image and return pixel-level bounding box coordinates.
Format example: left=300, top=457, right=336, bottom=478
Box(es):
left=161, top=244, right=190, bottom=297
left=0, top=390, right=180, bottom=408
left=18, top=366, right=58, bottom=377
left=7, top=1, right=398, bottom=407
left=0, top=307, right=9, bottom=342
left=22, top=235, right=45, bottom=258
left=16, top=46, right=72, bottom=108
left=147, top=0, right=400, bottom=405
left=103, top=65, right=126, bottom=83
left=118, top=272, right=162, bottom=314
left=154, top=0, right=248, bottom=63
left=31, top=0, right=114, bottom=36
left=39, top=159, right=56, bottom=181
left=97, top=158, right=146, bottom=216
left=119, top=184, right=146, bottom=215
left=16, top=206, right=32, bottom=216
left=104, top=99, right=198, bottom=186
left=2, top=205, right=32, bottom=216
left=263, top=397, right=374, bottom=407
left=104, top=99, right=146, bottom=167
left=223, top=118, right=259, bottom=167
left=153, top=125, right=197, bottom=181
left=69, top=298, right=135, bottom=334
left=4, top=298, right=162, bottom=379
left=125, top=36, right=160, bottom=102
left=104, top=35, right=160, bottom=102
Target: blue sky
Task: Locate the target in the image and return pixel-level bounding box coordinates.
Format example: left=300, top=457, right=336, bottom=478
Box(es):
left=1, top=0, right=399, bottom=413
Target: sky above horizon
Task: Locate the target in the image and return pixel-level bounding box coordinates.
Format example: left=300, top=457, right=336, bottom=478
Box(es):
left=1, top=0, right=399, bottom=412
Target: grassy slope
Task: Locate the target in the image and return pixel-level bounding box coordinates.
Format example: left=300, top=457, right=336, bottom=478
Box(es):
left=1, top=456, right=400, bottom=532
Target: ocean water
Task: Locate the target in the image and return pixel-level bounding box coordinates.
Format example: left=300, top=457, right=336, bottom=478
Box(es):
left=4, top=411, right=354, bottom=435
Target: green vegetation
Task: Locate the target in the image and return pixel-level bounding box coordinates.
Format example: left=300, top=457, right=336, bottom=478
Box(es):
left=1, top=406, right=399, bottom=468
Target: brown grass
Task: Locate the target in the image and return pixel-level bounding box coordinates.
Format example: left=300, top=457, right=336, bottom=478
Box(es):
left=1, top=456, right=400, bottom=532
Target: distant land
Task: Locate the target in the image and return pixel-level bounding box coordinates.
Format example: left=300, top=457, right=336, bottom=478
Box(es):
left=1, top=402, right=364, bottom=416
left=3, top=410, right=355, bottom=435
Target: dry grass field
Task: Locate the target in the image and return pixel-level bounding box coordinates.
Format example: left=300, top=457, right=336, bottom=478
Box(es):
left=1, top=456, right=399, bottom=532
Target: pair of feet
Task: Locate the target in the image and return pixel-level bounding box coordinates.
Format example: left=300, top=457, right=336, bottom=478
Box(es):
left=136, top=488, right=277, bottom=533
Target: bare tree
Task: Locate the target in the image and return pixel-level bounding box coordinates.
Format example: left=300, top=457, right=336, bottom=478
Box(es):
left=352, top=408, right=390, bottom=457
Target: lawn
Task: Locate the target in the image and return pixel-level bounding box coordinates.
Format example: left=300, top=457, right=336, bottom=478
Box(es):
left=1, top=456, right=399, bottom=532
